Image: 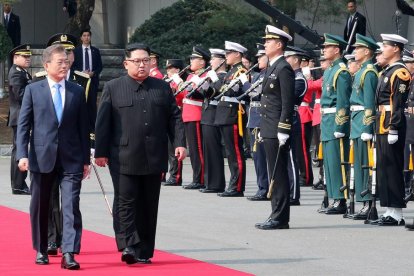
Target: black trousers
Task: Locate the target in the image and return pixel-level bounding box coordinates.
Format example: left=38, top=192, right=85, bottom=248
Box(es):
left=377, top=134, right=406, bottom=208
left=10, top=126, right=28, bottom=191
left=202, top=124, right=225, bottom=191
left=184, top=121, right=204, bottom=185
left=30, top=167, right=82, bottom=254
left=299, top=121, right=314, bottom=186
left=312, top=124, right=324, bottom=180
left=249, top=128, right=268, bottom=196
left=110, top=171, right=161, bottom=259
left=48, top=179, right=62, bottom=246
left=167, top=136, right=183, bottom=184
left=220, top=124, right=246, bottom=192
left=288, top=118, right=301, bottom=200
left=263, top=138, right=290, bottom=223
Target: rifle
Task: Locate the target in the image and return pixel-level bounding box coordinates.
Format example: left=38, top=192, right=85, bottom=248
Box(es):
left=338, top=137, right=349, bottom=200
left=185, top=59, right=226, bottom=98
left=173, top=65, right=211, bottom=96
left=164, top=65, right=190, bottom=83
left=214, top=63, right=258, bottom=101
left=361, top=139, right=379, bottom=224
left=315, top=141, right=329, bottom=213
left=405, top=145, right=414, bottom=203
left=236, top=77, right=264, bottom=101
left=345, top=17, right=358, bottom=54
left=342, top=140, right=355, bottom=218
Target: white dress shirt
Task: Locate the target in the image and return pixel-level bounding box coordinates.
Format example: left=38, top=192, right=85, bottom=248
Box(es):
left=269, top=54, right=284, bottom=67
left=47, top=77, right=66, bottom=108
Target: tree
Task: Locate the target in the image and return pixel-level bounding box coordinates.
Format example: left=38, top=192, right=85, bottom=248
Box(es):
left=130, top=0, right=269, bottom=65
left=64, top=0, right=95, bottom=38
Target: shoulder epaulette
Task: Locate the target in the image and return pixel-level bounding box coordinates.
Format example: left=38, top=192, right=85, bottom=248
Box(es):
left=360, top=66, right=378, bottom=88
left=16, top=66, right=22, bottom=72
left=74, top=70, right=90, bottom=79
left=333, top=67, right=350, bottom=90
left=339, top=63, right=347, bottom=69
left=233, top=67, right=247, bottom=78
left=35, top=71, right=47, bottom=78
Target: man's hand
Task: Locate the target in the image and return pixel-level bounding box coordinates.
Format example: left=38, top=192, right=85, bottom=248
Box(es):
left=95, top=157, right=108, bottom=167
left=175, top=147, right=187, bottom=161
left=388, top=134, right=398, bottom=144
left=83, top=165, right=91, bottom=180
left=18, top=158, right=29, bottom=172
left=334, top=132, right=345, bottom=139
left=277, top=133, right=289, bottom=146
left=361, top=133, right=372, bottom=141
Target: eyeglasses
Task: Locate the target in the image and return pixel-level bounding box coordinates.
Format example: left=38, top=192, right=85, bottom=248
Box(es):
left=126, top=58, right=151, bottom=65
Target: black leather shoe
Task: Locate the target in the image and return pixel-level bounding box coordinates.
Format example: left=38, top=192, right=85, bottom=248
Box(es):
left=12, top=187, right=31, bottom=195
left=218, top=190, right=244, bottom=197
left=405, top=220, right=414, bottom=230
left=312, top=181, right=324, bottom=190
left=325, top=199, right=347, bottom=215
left=61, top=253, right=80, bottom=270
left=199, top=188, right=224, bottom=193
left=353, top=204, right=370, bottom=220
left=182, top=182, right=203, bottom=189
left=47, top=242, right=58, bottom=256
left=255, top=220, right=289, bottom=230
left=369, top=216, right=385, bottom=225
left=290, top=199, right=301, bottom=206
left=162, top=178, right=181, bottom=186
left=35, top=252, right=49, bottom=265
left=247, top=195, right=268, bottom=201
left=121, top=247, right=137, bottom=264
left=378, top=216, right=405, bottom=226
left=136, top=258, right=152, bottom=264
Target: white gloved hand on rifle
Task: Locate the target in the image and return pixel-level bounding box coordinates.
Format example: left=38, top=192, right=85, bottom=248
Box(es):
left=361, top=133, right=372, bottom=141
left=334, top=132, right=345, bottom=139
left=388, top=130, right=398, bottom=144
left=277, top=133, right=289, bottom=146
left=238, top=73, right=249, bottom=85
left=171, top=73, right=183, bottom=85
left=207, top=70, right=219, bottom=83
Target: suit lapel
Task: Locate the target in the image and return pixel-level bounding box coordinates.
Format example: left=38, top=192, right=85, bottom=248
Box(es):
left=263, top=57, right=282, bottom=88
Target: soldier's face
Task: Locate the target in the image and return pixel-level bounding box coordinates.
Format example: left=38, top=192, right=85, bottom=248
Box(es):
left=210, top=57, right=224, bottom=69
left=66, top=51, right=75, bottom=67
left=258, top=55, right=268, bottom=70
left=190, top=57, right=205, bottom=71
left=44, top=51, right=69, bottom=82
left=376, top=53, right=386, bottom=67
left=347, top=61, right=359, bottom=75
left=242, top=57, right=250, bottom=69
left=323, top=45, right=339, bottom=61
left=124, top=49, right=150, bottom=81
left=166, top=67, right=179, bottom=78
left=225, top=51, right=239, bottom=66
left=264, top=39, right=283, bottom=59
left=14, top=55, right=31, bottom=69
left=382, top=44, right=399, bottom=61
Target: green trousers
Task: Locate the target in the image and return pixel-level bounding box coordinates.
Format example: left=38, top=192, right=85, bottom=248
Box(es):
left=352, top=138, right=372, bottom=202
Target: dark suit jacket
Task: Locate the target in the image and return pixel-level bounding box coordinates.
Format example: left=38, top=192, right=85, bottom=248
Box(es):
left=94, top=75, right=186, bottom=175
left=7, top=64, right=31, bottom=127
left=4, top=12, right=21, bottom=47
left=16, top=79, right=90, bottom=173
left=260, top=56, right=295, bottom=138
left=343, top=11, right=366, bottom=45
left=72, top=45, right=102, bottom=88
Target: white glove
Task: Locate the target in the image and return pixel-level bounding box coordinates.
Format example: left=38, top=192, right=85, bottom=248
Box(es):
left=229, top=78, right=239, bottom=88
left=257, top=131, right=263, bottom=143
left=277, top=133, right=289, bottom=146
left=191, top=75, right=202, bottom=86
left=90, top=148, right=95, bottom=158
left=388, top=134, right=398, bottom=144
left=200, top=79, right=210, bottom=90
left=207, top=70, right=219, bottom=82
left=361, top=133, right=372, bottom=141
left=171, top=73, right=183, bottom=85
left=334, top=132, right=345, bottom=139
left=239, top=73, right=248, bottom=85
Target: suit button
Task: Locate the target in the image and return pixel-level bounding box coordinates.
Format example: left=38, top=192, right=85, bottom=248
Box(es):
left=264, top=105, right=267, bottom=108
left=143, top=110, right=146, bottom=113
left=144, top=123, right=148, bottom=126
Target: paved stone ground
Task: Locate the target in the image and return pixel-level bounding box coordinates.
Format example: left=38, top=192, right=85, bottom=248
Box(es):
left=1, top=156, right=414, bottom=275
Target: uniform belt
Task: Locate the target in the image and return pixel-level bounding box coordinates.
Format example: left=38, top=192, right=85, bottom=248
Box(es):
left=315, top=99, right=321, bottom=104
left=378, top=105, right=391, bottom=112
left=350, top=105, right=364, bottom=111
left=183, top=98, right=203, bottom=107
left=209, top=100, right=218, bottom=106
left=300, top=102, right=310, bottom=107
left=250, top=101, right=261, bottom=107
left=321, top=107, right=336, bottom=114
left=221, top=96, right=245, bottom=105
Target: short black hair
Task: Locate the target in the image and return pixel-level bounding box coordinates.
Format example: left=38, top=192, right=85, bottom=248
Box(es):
left=125, top=43, right=151, bottom=58
left=80, top=29, right=92, bottom=36
left=348, top=0, right=356, bottom=4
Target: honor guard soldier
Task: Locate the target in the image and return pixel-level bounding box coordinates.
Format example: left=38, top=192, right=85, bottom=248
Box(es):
left=7, top=44, right=32, bottom=195
left=198, top=48, right=227, bottom=193
left=149, top=50, right=164, bottom=79
left=345, top=53, right=359, bottom=76
left=373, top=34, right=411, bottom=226
left=242, top=44, right=269, bottom=201
left=215, top=41, right=248, bottom=197
left=348, top=34, right=379, bottom=220
left=375, top=43, right=387, bottom=71
left=320, top=34, right=352, bottom=215
left=284, top=46, right=308, bottom=206
left=255, top=25, right=295, bottom=230
left=38, top=33, right=91, bottom=256
left=181, top=46, right=210, bottom=190
left=162, top=59, right=187, bottom=186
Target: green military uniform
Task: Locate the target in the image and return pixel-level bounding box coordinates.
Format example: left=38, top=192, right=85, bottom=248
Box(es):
left=321, top=34, right=352, bottom=202
left=349, top=34, right=379, bottom=203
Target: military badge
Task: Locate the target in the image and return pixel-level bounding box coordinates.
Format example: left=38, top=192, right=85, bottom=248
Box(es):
left=364, top=109, right=373, bottom=117
left=399, top=84, right=407, bottom=93
left=270, top=83, right=274, bottom=89
left=384, top=77, right=388, bottom=83
left=338, top=108, right=346, bottom=116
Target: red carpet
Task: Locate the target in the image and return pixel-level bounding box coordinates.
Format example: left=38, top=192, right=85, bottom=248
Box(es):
left=0, top=206, right=251, bottom=275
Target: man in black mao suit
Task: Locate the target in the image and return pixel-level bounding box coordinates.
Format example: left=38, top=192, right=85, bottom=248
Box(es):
left=3, top=3, right=20, bottom=47
left=16, top=44, right=90, bottom=269
left=72, top=29, right=102, bottom=133
left=343, top=0, right=366, bottom=53
left=255, top=25, right=295, bottom=230
left=7, top=44, right=32, bottom=195
left=94, top=43, right=187, bottom=265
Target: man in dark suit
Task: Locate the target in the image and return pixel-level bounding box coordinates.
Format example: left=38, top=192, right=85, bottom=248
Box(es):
left=3, top=2, right=21, bottom=47
left=94, top=43, right=186, bottom=265
left=343, top=0, right=366, bottom=53
left=7, top=44, right=32, bottom=195
left=16, top=44, right=90, bottom=269
left=72, top=29, right=102, bottom=134
left=255, top=25, right=295, bottom=230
